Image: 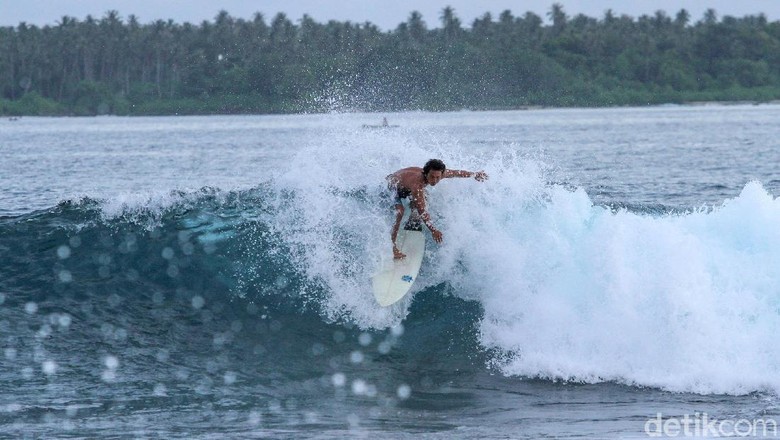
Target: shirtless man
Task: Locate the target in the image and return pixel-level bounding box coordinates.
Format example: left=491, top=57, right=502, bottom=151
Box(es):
left=386, top=159, right=488, bottom=259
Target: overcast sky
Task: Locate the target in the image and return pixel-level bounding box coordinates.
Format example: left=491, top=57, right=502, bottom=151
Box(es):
left=3, top=0, right=779, bottom=29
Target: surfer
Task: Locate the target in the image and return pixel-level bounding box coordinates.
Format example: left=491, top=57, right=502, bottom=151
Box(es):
left=386, top=159, right=488, bottom=259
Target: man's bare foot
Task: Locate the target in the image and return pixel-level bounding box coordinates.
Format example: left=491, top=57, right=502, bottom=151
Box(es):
left=393, top=247, right=406, bottom=260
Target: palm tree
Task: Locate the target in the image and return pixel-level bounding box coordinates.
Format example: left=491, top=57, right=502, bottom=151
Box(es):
left=440, top=6, right=461, bottom=43
left=548, top=3, right=567, bottom=35
left=408, top=11, right=427, bottom=43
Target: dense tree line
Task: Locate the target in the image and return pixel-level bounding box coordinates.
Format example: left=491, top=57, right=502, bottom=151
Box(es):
left=2, top=5, right=780, bottom=115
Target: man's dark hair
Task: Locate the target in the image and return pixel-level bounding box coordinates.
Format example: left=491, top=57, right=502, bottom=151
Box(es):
left=423, top=159, right=446, bottom=175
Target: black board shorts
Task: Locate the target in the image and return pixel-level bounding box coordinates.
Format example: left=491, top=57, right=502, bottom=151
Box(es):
left=387, top=184, right=412, bottom=207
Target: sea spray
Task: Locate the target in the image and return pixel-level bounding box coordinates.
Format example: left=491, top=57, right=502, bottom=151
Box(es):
left=265, top=132, right=780, bottom=394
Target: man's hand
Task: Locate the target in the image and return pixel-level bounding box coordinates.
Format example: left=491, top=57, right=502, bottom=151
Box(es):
left=474, top=171, right=488, bottom=182
left=430, top=228, right=443, bottom=244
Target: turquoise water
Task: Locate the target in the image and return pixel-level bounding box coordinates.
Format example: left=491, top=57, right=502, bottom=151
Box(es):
left=1, top=105, right=780, bottom=438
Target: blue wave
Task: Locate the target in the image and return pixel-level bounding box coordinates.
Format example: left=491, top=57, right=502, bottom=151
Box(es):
left=3, top=179, right=780, bottom=396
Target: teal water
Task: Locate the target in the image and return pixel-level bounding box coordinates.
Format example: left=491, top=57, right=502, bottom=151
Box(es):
left=2, top=105, right=780, bottom=438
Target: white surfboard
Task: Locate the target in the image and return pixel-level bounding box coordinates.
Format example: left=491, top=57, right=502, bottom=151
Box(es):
left=371, top=223, right=425, bottom=307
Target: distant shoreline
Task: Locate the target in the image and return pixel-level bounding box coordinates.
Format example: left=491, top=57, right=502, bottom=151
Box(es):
left=5, top=98, right=780, bottom=119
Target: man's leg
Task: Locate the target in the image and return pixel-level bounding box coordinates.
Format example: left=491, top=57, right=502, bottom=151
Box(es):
left=391, top=203, right=406, bottom=259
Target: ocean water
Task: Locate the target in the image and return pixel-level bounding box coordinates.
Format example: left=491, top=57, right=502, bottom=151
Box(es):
left=1, top=105, right=780, bottom=438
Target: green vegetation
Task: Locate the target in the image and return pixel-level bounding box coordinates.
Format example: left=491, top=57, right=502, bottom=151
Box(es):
left=2, top=5, right=780, bottom=116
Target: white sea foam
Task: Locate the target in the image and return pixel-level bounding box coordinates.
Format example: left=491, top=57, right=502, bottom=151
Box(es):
left=464, top=179, right=780, bottom=395
left=99, top=190, right=194, bottom=222
left=272, top=123, right=780, bottom=395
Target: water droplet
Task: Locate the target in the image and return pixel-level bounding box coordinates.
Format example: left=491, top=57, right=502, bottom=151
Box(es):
left=181, top=242, right=195, bottom=255
left=331, top=373, right=346, bottom=387
left=377, top=341, right=392, bottom=354
left=107, top=294, right=121, bottom=308
left=397, top=384, right=412, bottom=399
left=36, top=324, right=52, bottom=338
left=58, top=314, right=72, bottom=328
left=350, top=351, right=364, bottom=364
left=351, top=379, right=367, bottom=395
left=104, top=355, right=119, bottom=370
left=191, top=296, right=205, bottom=309
left=161, top=247, right=174, bottom=260
left=57, top=245, right=71, bottom=259
left=156, top=349, right=170, bottom=362
left=125, top=269, right=139, bottom=281
left=42, top=360, right=57, bottom=375
left=310, top=343, right=325, bottom=356
left=58, top=270, right=73, bottom=283
left=114, top=328, right=127, bottom=340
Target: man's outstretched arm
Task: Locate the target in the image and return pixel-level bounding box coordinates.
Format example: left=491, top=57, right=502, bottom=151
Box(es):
left=444, top=169, right=488, bottom=181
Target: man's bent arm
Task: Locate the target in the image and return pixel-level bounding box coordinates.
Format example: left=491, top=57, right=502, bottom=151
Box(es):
left=412, top=190, right=436, bottom=231
left=414, top=199, right=443, bottom=243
